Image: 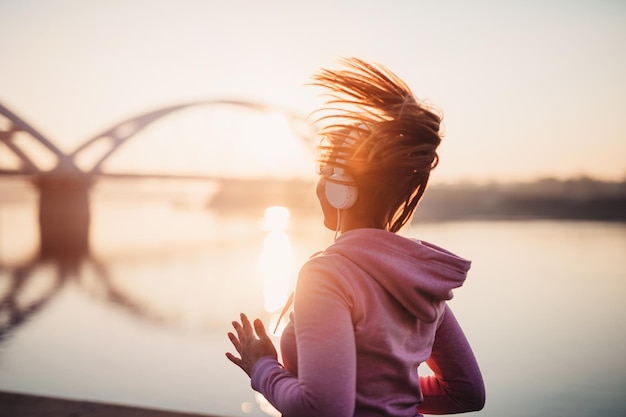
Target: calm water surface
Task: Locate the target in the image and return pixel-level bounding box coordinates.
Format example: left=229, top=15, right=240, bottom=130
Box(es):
left=1, top=192, right=625, bottom=417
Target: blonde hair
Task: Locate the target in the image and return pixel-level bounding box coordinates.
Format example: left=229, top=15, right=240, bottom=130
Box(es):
left=311, top=58, right=442, bottom=232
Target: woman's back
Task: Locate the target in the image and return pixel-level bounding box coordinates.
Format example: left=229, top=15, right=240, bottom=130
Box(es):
left=274, top=228, right=472, bottom=416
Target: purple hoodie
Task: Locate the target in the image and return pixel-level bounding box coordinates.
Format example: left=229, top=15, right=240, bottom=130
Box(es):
left=251, top=228, right=485, bottom=417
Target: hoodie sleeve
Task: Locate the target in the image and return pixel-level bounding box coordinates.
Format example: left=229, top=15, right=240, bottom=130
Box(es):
left=418, top=304, right=486, bottom=414
left=251, top=259, right=357, bottom=417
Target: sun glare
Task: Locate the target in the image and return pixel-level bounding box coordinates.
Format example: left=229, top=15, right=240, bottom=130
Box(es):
left=99, top=106, right=315, bottom=179
left=263, top=206, right=290, bottom=231
left=259, top=206, right=293, bottom=313
left=240, top=111, right=314, bottom=178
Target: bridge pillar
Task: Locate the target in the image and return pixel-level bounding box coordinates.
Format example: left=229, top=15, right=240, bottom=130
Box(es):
left=36, top=174, right=92, bottom=260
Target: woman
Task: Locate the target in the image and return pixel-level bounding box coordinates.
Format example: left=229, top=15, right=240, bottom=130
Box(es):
left=226, top=58, right=485, bottom=417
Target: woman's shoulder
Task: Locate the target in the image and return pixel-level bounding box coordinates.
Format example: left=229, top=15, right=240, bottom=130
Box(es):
left=295, top=254, right=358, bottom=311
left=300, top=249, right=357, bottom=278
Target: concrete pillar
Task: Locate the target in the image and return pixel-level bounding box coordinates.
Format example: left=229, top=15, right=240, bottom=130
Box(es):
left=36, top=174, right=92, bottom=260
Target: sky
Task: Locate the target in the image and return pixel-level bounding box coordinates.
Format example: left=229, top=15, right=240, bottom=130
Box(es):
left=1, top=0, right=625, bottom=184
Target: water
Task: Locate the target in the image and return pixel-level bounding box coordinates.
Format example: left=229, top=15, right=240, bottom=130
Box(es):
left=1, top=185, right=625, bottom=417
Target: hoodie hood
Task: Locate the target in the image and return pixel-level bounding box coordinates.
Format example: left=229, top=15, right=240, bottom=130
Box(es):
left=324, top=228, right=471, bottom=323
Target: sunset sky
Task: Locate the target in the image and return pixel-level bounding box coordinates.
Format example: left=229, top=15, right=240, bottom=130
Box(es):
left=1, top=0, right=625, bottom=184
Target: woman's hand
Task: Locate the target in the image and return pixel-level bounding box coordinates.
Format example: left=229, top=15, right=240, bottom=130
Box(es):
left=226, top=313, right=278, bottom=377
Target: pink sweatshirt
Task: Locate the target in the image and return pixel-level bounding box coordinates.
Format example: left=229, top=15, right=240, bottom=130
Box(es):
left=251, top=228, right=485, bottom=416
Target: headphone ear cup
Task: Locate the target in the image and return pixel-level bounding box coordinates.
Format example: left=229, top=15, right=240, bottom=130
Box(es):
left=325, top=173, right=358, bottom=209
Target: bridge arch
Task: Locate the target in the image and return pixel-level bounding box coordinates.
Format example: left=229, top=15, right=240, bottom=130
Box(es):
left=0, top=99, right=314, bottom=259
left=1, top=99, right=313, bottom=176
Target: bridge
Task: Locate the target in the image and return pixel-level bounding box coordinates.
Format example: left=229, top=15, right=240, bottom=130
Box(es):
left=0, top=100, right=314, bottom=260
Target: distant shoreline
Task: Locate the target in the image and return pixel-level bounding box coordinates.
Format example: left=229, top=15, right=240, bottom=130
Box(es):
left=210, top=176, right=626, bottom=222
left=416, top=178, right=626, bottom=222
left=416, top=193, right=626, bottom=222
left=1, top=176, right=625, bottom=222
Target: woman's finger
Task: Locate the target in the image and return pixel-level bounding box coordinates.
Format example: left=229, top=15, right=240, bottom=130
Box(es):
left=225, top=352, right=242, bottom=367
left=254, top=319, right=269, bottom=340
left=227, top=332, right=242, bottom=353
left=232, top=320, right=245, bottom=341
left=240, top=313, right=255, bottom=337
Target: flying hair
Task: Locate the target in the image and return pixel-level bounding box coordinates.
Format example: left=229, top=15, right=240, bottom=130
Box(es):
left=310, top=57, right=443, bottom=232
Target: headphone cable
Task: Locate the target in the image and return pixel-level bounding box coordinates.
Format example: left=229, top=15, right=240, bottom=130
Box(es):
left=334, top=208, right=341, bottom=241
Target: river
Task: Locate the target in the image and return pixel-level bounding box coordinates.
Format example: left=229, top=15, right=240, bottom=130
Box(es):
left=1, top=185, right=625, bottom=417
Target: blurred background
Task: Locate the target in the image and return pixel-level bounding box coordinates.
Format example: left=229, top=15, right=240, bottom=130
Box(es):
left=1, top=1, right=625, bottom=416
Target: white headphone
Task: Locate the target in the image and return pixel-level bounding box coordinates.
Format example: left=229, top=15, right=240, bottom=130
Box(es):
left=325, top=165, right=358, bottom=209
left=324, top=127, right=362, bottom=210
left=324, top=131, right=359, bottom=210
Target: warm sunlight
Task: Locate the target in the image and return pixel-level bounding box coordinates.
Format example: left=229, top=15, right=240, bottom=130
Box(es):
left=2, top=3, right=625, bottom=416
left=238, top=112, right=310, bottom=177
left=96, top=106, right=316, bottom=180
left=258, top=206, right=294, bottom=313
left=262, top=206, right=290, bottom=232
